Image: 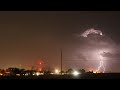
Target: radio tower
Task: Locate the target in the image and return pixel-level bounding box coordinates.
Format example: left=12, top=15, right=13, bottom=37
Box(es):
left=61, top=48, right=62, bottom=75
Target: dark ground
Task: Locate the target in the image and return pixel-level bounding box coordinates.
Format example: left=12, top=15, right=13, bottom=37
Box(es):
left=0, top=73, right=120, bottom=79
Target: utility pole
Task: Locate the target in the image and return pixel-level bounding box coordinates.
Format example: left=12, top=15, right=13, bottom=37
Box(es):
left=61, top=48, right=62, bottom=75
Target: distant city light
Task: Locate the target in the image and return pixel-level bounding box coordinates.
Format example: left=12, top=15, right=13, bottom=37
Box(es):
left=55, top=69, right=59, bottom=74
left=36, top=72, right=40, bottom=76
left=93, top=72, right=97, bottom=73
left=93, top=71, right=102, bottom=74
left=25, top=73, right=29, bottom=76
left=50, top=73, right=54, bottom=75
left=72, top=70, right=80, bottom=76
left=16, top=74, right=20, bottom=76
left=33, top=73, right=35, bottom=76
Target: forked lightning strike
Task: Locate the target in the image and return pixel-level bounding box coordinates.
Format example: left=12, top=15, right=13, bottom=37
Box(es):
left=81, top=28, right=105, bottom=73
left=96, top=51, right=105, bottom=73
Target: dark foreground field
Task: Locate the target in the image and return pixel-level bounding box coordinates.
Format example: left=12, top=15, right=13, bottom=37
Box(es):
left=0, top=73, right=120, bottom=79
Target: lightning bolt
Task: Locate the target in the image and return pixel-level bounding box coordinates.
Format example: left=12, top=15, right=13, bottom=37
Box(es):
left=96, top=52, right=105, bottom=73
left=80, top=28, right=106, bottom=73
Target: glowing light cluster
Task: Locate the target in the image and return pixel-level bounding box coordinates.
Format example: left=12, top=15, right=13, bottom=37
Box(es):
left=81, top=28, right=103, bottom=37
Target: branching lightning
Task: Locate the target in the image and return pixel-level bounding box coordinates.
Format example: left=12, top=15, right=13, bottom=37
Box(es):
left=96, top=51, right=105, bottom=73
left=81, top=28, right=105, bottom=73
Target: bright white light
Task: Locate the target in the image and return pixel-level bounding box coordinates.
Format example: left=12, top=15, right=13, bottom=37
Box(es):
left=33, top=73, right=35, bottom=76
left=100, top=33, right=102, bottom=35
left=55, top=69, right=59, bottom=74
left=25, top=73, right=29, bottom=76
left=72, top=71, right=80, bottom=76
left=36, top=72, right=40, bottom=76
left=16, top=74, right=20, bottom=76
left=93, top=71, right=102, bottom=74
left=40, top=73, right=44, bottom=75
left=50, top=73, right=54, bottom=75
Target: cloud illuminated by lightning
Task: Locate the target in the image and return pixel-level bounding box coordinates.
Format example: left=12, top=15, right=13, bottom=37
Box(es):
left=81, top=28, right=103, bottom=37
left=81, top=28, right=105, bottom=73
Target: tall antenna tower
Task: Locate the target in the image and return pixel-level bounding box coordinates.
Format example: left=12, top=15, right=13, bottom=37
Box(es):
left=61, top=48, right=62, bottom=75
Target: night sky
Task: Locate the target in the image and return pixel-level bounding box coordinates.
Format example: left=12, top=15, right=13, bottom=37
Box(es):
left=0, top=11, right=120, bottom=72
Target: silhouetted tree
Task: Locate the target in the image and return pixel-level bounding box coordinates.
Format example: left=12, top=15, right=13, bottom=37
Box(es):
left=19, top=69, right=26, bottom=76
left=44, top=70, right=51, bottom=75
left=79, top=69, right=86, bottom=74
left=0, top=69, right=5, bottom=75
left=88, top=70, right=93, bottom=73
left=6, top=67, right=21, bottom=76
left=1, top=69, right=5, bottom=75
left=67, top=68, right=73, bottom=74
